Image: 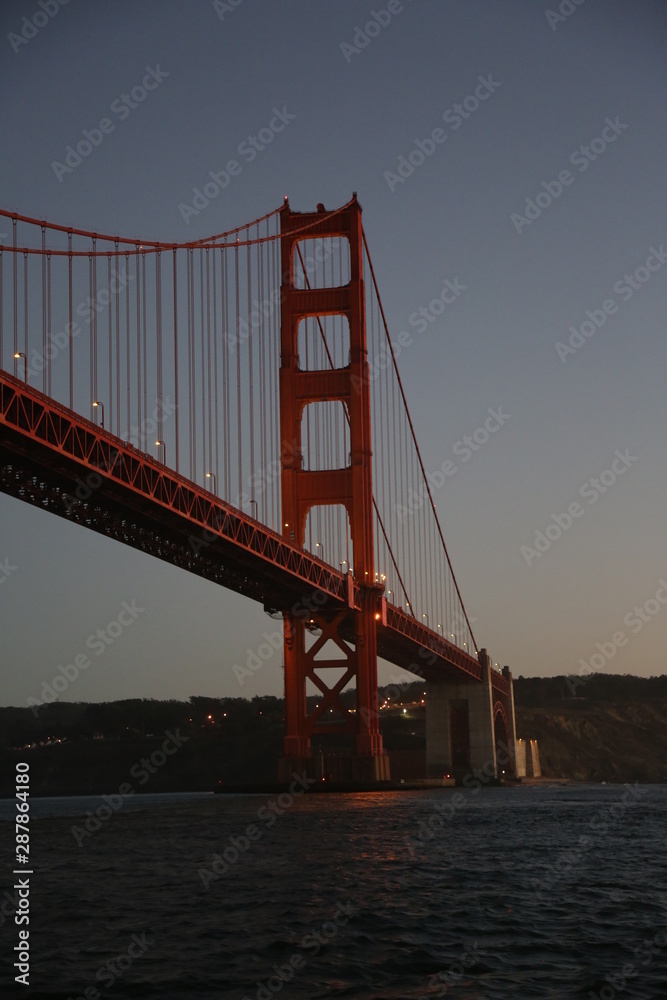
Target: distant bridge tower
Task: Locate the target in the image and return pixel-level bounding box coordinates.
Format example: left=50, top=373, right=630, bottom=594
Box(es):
left=278, top=196, right=389, bottom=781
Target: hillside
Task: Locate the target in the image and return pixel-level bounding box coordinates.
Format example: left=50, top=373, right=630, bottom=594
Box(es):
left=514, top=674, right=667, bottom=784
left=0, top=674, right=665, bottom=794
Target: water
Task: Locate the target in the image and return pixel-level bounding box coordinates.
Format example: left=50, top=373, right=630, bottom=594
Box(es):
left=1, top=784, right=666, bottom=998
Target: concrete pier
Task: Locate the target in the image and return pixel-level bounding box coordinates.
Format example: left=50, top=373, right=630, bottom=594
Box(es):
left=426, top=648, right=517, bottom=780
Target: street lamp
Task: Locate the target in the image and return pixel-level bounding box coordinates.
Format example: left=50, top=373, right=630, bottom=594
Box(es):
left=14, top=352, right=27, bottom=381
left=155, top=440, right=166, bottom=464
left=92, top=400, right=105, bottom=428
left=249, top=499, right=257, bottom=519
left=340, top=560, right=349, bottom=573
left=315, top=541, right=324, bottom=561
left=205, top=472, right=217, bottom=495
left=422, top=613, right=429, bottom=626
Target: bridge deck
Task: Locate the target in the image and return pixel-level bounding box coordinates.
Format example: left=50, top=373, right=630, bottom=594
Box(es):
left=0, top=370, right=498, bottom=688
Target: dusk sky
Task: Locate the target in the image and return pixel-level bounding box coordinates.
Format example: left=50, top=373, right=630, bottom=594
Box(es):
left=1, top=0, right=666, bottom=708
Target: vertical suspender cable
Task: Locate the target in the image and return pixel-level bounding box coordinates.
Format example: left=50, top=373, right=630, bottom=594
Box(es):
left=41, top=227, right=46, bottom=393
left=23, top=252, right=28, bottom=369
left=125, top=253, right=130, bottom=436
left=46, top=252, right=52, bottom=397
left=235, top=240, right=242, bottom=503
left=222, top=248, right=230, bottom=498
left=172, top=249, right=179, bottom=473
left=12, top=220, right=17, bottom=363
left=115, top=242, right=120, bottom=437
left=142, top=252, right=147, bottom=448
left=107, top=256, right=113, bottom=432
left=135, top=251, right=142, bottom=447
left=89, top=253, right=94, bottom=408
left=206, top=249, right=212, bottom=477
left=92, top=239, right=97, bottom=407
left=199, top=249, right=205, bottom=479
left=156, top=249, right=163, bottom=449
left=247, top=229, right=255, bottom=510
left=212, top=247, right=219, bottom=491
left=68, top=233, right=73, bottom=409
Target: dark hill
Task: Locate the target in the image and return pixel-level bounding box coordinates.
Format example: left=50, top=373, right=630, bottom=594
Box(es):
left=0, top=674, right=665, bottom=794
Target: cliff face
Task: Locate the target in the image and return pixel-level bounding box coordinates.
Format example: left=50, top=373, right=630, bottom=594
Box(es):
left=514, top=675, right=667, bottom=783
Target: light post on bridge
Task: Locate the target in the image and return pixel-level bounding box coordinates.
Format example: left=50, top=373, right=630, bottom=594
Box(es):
left=422, top=613, right=429, bottom=627
left=315, top=541, right=324, bottom=562
left=14, top=352, right=27, bottom=381
left=205, top=472, right=217, bottom=495
left=155, top=440, right=166, bottom=465
left=92, top=400, right=105, bottom=429
left=249, top=499, right=258, bottom=519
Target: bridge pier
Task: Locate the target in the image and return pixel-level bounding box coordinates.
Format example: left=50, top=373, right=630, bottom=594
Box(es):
left=426, top=649, right=517, bottom=781
left=278, top=752, right=390, bottom=785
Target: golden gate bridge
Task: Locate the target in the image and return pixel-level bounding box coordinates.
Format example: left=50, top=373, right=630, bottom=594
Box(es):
left=0, top=195, right=517, bottom=783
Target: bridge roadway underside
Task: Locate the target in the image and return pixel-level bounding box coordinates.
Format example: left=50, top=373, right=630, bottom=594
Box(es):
left=0, top=418, right=479, bottom=687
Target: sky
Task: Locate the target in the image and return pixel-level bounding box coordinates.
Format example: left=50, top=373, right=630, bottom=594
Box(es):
left=1, top=0, right=666, bottom=709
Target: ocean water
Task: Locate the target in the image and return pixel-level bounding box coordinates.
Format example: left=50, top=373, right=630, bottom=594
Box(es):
left=1, top=784, right=666, bottom=998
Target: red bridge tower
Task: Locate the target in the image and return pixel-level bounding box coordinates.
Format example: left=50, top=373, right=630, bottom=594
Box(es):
left=278, top=196, right=389, bottom=782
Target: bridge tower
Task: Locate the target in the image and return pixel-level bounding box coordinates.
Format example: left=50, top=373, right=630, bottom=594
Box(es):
left=278, top=196, right=389, bottom=782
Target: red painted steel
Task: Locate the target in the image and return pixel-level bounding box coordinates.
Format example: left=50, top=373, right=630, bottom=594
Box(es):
left=279, top=197, right=385, bottom=758
left=0, top=368, right=485, bottom=684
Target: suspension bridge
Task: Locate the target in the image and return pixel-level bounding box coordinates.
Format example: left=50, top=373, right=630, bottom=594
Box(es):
left=0, top=195, right=519, bottom=783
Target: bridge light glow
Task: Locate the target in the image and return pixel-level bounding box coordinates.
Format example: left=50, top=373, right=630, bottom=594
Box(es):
left=14, top=352, right=27, bottom=381
left=92, top=400, right=104, bottom=429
